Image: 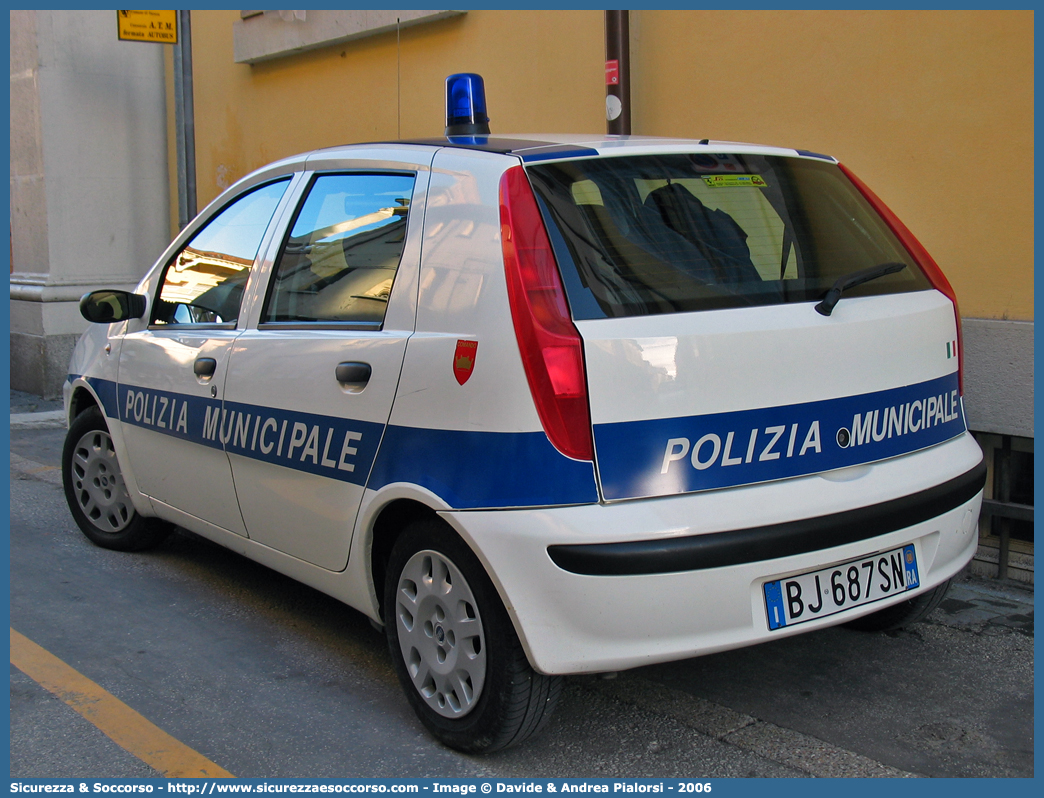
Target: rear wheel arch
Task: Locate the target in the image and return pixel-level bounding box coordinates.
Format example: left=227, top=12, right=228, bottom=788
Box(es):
left=369, top=498, right=440, bottom=615
left=367, top=499, right=536, bottom=668
left=382, top=515, right=563, bottom=751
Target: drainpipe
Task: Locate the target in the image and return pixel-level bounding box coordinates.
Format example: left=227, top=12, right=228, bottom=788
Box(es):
left=605, top=10, right=631, bottom=135
left=173, top=10, right=197, bottom=230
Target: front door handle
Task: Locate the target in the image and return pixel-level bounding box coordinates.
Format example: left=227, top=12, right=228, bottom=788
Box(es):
left=335, top=362, right=371, bottom=385
left=193, top=357, right=217, bottom=377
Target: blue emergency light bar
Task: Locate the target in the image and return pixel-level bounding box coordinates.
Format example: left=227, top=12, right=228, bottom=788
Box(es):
left=445, top=73, right=491, bottom=137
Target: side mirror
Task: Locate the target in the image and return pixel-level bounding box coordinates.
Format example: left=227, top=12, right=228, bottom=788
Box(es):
left=79, top=290, right=147, bottom=323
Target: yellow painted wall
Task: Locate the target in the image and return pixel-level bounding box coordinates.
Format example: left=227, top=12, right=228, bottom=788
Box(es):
left=633, top=10, right=1033, bottom=321
left=184, top=10, right=603, bottom=203
left=179, top=9, right=1032, bottom=320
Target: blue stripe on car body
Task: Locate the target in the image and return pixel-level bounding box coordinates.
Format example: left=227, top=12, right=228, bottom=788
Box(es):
left=596, top=372, right=965, bottom=501
left=74, top=376, right=600, bottom=509
left=75, top=371, right=964, bottom=509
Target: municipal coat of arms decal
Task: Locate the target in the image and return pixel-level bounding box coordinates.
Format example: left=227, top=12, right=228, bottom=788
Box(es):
left=453, top=339, right=478, bottom=385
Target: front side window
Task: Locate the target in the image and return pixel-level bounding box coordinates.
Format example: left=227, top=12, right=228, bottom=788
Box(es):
left=262, top=173, right=416, bottom=326
left=527, top=154, right=931, bottom=319
left=153, top=179, right=290, bottom=326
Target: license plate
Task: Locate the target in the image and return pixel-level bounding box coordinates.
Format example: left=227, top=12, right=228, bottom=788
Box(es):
left=763, top=544, right=920, bottom=630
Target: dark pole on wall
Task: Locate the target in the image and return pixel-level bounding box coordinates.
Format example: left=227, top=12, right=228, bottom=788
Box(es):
left=173, top=10, right=197, bottom=230
left=605, top=10, right=631, bottom=135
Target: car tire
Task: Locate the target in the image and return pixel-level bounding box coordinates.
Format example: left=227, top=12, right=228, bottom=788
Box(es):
left=843, top=578, right=952, bottom=632
left=62, top=406, right=173, bottom=552
left=383, top=518, right=562, bottom=753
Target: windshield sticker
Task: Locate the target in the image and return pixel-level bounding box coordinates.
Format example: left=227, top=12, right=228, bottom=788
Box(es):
left=702, top=174, right=768, bottom=188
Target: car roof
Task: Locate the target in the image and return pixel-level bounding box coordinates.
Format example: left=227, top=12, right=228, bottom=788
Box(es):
left=333, top=134, right=836, bottom=163
left=221, top=134, right=837, bottom=209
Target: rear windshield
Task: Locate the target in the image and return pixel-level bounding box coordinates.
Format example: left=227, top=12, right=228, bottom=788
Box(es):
left=526, top=153, right=932, bottom=319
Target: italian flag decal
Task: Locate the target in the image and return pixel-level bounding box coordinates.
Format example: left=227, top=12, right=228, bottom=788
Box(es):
left=946, top=339, right=958, bottom=359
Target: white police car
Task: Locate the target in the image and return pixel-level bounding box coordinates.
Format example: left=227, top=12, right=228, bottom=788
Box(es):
left=63, top=74, right=984, bottom=752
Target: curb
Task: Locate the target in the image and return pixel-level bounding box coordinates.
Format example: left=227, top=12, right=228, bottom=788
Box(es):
left=10, top=410, right=66, bottom=430
left=579, top=675, right=918, bottom=778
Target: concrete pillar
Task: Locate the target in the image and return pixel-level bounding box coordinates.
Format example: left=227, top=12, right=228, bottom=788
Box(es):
left=10, top=10, right=170, bottom=397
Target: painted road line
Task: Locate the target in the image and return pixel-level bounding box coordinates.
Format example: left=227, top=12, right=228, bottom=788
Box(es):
left=10, top=627, right=234, bottom=778
left=10, top=452, right=62, bottom=486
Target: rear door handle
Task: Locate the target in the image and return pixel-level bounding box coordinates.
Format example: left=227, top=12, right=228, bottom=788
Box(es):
left=335, top=362, right=371, bottom=385
left=193, top=357, right=217, bottom=377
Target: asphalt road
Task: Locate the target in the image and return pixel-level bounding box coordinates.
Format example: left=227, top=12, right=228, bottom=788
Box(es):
left=8, top=426, right=1034, bottom=779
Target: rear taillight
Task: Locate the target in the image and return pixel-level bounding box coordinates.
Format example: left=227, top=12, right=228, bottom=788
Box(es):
left=839, top=163, right=964, bottom=395
left=499, top=165, right=594, bottom=461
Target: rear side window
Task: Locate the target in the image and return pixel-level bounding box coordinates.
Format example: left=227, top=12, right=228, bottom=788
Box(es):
left=526, top=154, right=931, bottom=319
left=262, top=172, right=415, bottom=326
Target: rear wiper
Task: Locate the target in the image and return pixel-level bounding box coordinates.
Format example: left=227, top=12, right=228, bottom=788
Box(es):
left=814, top=261, right=906, bottom=316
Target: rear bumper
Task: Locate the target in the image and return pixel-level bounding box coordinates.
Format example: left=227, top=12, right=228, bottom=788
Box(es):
left=548, top=458, right=985, bottom=575
left=443, top=432, right=984, bottom=675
